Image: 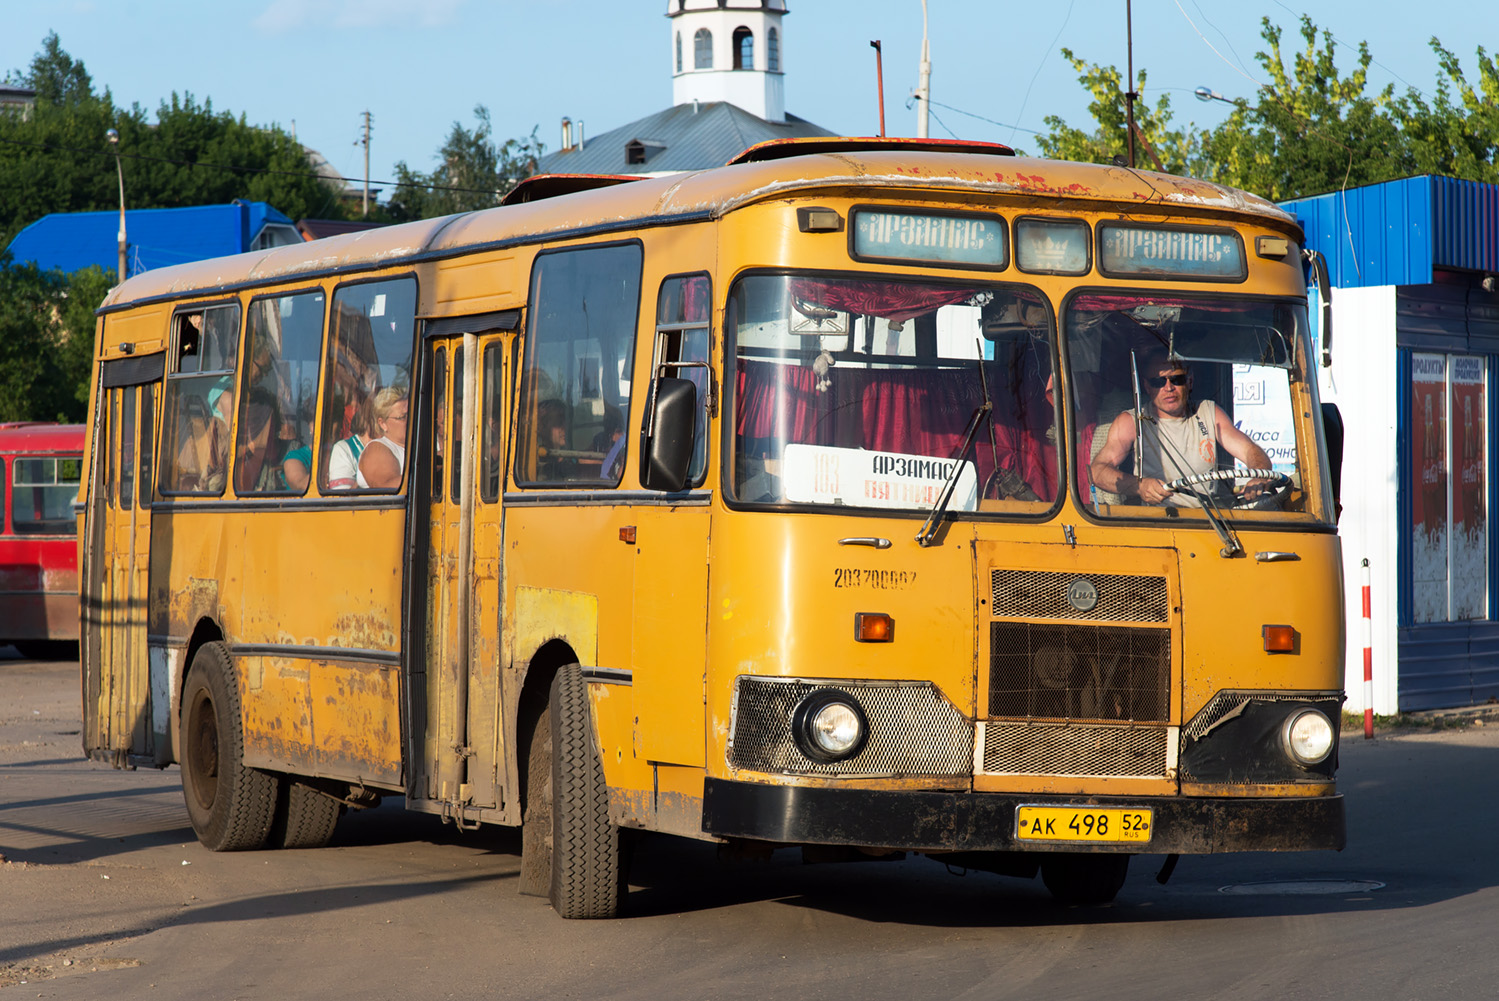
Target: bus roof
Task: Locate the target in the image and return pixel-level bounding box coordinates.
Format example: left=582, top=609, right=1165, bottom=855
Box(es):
left=98, top=147, right=1296, bottom=314
left=0, top=423, right=86, bottom=454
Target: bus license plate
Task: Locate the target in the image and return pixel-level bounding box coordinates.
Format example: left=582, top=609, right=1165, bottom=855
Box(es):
left=1016, top=806, right=1153, bottom=844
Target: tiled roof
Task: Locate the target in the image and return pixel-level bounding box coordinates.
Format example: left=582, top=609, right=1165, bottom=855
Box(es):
left=537, top=101, right=836, bottom=175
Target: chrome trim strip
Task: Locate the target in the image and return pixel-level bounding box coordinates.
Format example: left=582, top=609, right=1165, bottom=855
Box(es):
left=230, top=642, right=401, bottom=667
left=503, top=489, right=711, bottom=507
left=581, top=666, right=633, bottom=685
left=149, top=496, right=407, bottom=513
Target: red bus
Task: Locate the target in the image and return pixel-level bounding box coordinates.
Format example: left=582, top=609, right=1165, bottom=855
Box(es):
left=0, top=423, right=85, bottom=659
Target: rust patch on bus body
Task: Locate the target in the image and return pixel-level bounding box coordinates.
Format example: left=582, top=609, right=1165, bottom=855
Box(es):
left=168, top=577, right=220, bottom=639
left=610, top=787, right=711, bottom=841
left=330, top=613, right=398, bottom=652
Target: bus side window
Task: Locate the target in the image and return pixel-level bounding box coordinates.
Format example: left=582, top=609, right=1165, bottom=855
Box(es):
left=516, top=244, right=643, bottom=487
left=450, top=346, right=465, bottom=503
left=139, top=383, right=155, bottom=507
left=119, top=387, right=136, bottom=509
left=480, top=344, right=503, bottom=502
left=318, top=278, right=417, bottom=494
left=430, top=347, right=447, bottom=502
left=652, top=274, right=713, bottom=486
left=234, top=291, right=325, bottom=495
left=159, top=305, right=241, bottom=496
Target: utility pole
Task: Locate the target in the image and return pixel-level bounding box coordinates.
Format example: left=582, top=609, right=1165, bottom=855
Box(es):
left=916, top=0, right=931, bottom=138
left=1124, top=0, right=1138, bottom=168
left=361, top=111, right=372, bottom=218
left=106, top=128, right=126, bottom=282
left=871, top=40, right=886, bottom=137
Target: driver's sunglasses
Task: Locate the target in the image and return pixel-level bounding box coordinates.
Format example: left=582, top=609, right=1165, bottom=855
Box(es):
left=1146, top=373, right=1189, bottom=389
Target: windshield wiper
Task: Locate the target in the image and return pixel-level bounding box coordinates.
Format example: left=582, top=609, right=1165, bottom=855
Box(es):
left=916, top=395, right=990, bottom=548
left=1138, top=411, right=1245, bottom=558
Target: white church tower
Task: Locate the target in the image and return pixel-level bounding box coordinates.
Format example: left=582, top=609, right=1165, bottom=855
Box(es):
left=669, top=0, right=787, bottom=124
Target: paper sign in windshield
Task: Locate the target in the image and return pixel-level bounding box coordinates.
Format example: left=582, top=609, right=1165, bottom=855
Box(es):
left=783, top=443, right=978, bottom=511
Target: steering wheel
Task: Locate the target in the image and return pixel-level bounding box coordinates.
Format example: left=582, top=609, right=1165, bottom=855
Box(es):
left=1164, top=467, right=1291, bottom=510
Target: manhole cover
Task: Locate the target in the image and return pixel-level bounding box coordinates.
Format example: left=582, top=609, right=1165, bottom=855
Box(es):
left=1218, top=879, right=1385, bottom=895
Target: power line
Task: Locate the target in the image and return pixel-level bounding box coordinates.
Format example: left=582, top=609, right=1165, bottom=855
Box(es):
left=0, top=135, right=506, bottom=197
left=912, top=96, right=1045, bottom=137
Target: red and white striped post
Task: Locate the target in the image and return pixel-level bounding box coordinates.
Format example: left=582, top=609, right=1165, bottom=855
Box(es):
left=1361, top=558, right=1374, bottom=740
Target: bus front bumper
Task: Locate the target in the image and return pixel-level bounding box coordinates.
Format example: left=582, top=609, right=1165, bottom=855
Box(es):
left=701, top=778, right=1345, bottom=854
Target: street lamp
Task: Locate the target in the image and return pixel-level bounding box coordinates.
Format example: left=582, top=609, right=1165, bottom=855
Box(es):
left=1194, top=86, right=1233, bottom=105
left=106, top=128, right=126, bottom=281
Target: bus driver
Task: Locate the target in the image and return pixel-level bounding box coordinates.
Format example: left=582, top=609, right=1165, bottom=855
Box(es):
left=1089, top=353, right=1272, bottom=506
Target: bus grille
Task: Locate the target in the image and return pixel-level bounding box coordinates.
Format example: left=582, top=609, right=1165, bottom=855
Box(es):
left=728, top=677, right=971, bottom=777
left=988, top=621, right=1170, bottom=722
left=979, top=722, right=1170, bottom=778
left=990, top=570, right=1169, bottom=622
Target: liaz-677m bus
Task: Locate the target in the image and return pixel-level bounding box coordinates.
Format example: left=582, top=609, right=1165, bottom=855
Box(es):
left=81, top=138, right=1344, bottom=917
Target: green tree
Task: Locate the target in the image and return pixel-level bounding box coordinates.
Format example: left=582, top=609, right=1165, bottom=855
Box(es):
left=1394, top=40, right=1499, bottom=183
left=0, top=253, right=103, bottom=423
left=1195, top=17, right=1411, bottom=201
left=386, top=106, right=543, bottom=221
left=1, top=33, right=347, bottom=247
left=1037, top=16, right=1499, bottom=201
left=1033, top=50, right=1198, bottom=174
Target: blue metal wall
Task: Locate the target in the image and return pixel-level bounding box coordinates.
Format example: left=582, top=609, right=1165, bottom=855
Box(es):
left=1281, top=175, right=1499, bottom=288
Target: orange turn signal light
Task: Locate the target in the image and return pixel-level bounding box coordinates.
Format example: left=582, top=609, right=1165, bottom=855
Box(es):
left=1262, top=624, right=1295, bottom=653
left=854, top=612, right=895, bottom=643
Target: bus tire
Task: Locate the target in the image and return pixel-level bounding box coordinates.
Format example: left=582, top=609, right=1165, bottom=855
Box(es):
left=179, top=642, right=278, bottom=852
left=548, top=663, right=624, bottom=919
left=270, top=780, right=342, bottom=850
left=518, top=693, right=553, bottom=898
left=1040, top=853, right=1130, bottom=905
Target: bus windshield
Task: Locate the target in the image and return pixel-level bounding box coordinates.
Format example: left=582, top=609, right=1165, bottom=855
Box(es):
left=1069, top=292, right=1330, bottom=523
left=729, top=273, right=1060, bottom=513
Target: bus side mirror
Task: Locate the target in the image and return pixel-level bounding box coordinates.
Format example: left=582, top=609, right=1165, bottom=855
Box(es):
left=1321, top=401, right=1344, bottom=518
left=641, top=377, right=696, bottom=492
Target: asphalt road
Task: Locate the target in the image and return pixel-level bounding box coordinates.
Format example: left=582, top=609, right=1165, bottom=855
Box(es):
left=4, top=648, right=1498, bottom=1001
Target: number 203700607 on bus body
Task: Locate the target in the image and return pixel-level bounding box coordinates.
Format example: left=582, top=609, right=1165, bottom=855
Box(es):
left=1016, top=806, right=1154, bottom=844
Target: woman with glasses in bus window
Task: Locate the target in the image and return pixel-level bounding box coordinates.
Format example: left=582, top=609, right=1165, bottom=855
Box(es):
left=356, top=387, right=409, bottom=489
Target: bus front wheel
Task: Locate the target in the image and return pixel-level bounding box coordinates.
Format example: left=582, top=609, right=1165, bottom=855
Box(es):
left=1040, top=853, right=1130, bottom=905
left=547, top=663, right=625, bottom=918
left=179, top=642, right=278, bottom=851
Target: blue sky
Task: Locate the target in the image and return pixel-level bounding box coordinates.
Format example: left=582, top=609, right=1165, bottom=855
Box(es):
left=5, top=0, right=1495, bottom=203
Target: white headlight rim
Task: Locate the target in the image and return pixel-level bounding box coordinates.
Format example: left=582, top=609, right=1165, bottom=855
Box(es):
left=1282, top=708, right=1335, bottom=766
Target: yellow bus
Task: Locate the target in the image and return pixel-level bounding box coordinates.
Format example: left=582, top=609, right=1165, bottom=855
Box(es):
left=81, top=138, right=1345, bottom=917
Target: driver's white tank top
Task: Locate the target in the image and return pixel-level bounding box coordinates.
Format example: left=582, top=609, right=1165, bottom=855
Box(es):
left=1140, top=400, right=1218, bottom=490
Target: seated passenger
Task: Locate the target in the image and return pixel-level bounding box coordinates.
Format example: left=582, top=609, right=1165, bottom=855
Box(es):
left=1089, top=353, right=1271, bottom=506
left=356, top=387, right=409, bottom=489
left=281, top=445, right=312, bottom=492
left=535, top=398, right=573, bottom=480
left=327, top=403, right=371, bottom=491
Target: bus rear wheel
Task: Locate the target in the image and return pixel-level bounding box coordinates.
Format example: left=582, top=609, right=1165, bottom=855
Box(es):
left=179, top=642, right=278, bottom=851
left=547, top=663, right=625, bottom=918
left=270, top=780, right=342, bottom=850
left=1040, top=853, right=1130, bottom=905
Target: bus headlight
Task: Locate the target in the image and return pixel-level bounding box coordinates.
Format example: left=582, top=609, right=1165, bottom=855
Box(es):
left=1282, top=709, right=1335, bottom=766
left=792, top=689, right=869, bottom=763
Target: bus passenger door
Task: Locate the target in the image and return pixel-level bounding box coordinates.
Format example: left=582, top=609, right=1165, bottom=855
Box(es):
left=410, top=322, right=510, bottom=822
left=84, top=359, right=161, bottom=766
